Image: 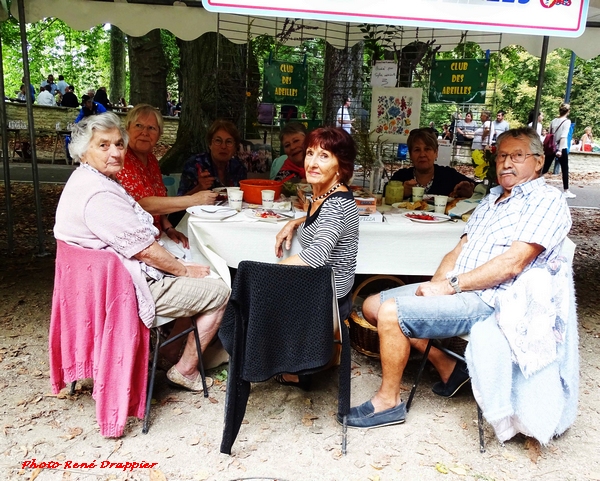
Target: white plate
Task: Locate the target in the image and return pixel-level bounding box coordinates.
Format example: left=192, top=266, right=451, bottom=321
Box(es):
left=391, top=202, right=434, bottom=212
left=245, top=209, right=290, bottom=222
left=187, top=205, right=238, bottom=220
left=404, top=212, right=451, bottom=223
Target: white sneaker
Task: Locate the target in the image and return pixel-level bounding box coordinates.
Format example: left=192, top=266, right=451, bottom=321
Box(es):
left=564, top=190, right=576, bottom=199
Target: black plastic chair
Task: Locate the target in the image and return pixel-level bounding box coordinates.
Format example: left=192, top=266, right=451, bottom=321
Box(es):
left=406, top=336, right=485, bottom=453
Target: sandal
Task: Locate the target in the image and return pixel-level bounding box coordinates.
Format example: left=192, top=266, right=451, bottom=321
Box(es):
left=274, top=373, right=311, bottom=391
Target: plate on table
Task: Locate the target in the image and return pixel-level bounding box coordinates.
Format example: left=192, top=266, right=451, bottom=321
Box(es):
left=187, top=205, right=238, bottom=220
left=245, top=209, right=291, bottom=222
left=404, top=212, right=452, bottom=223
left=391, top=201, right=434, bottom=212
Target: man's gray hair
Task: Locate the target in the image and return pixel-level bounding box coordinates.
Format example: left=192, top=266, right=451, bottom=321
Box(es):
left=495, top=127, right=543, bottom=157
left=69, top=112, right=128, bottom=163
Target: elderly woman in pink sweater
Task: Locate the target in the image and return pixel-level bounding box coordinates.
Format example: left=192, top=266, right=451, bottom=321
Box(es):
left=54, top=112, right=230, bottom=392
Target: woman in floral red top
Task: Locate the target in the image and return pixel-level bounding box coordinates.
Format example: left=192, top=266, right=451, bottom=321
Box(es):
left=116, top=104, right=217, bottom=246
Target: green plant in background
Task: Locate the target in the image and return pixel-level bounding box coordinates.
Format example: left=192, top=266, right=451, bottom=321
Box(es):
left=472, top=147, right=497, bottom=189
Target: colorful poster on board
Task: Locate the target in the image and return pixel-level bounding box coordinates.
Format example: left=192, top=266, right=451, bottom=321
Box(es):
left=204, top=0, right=588, bottom=38
left=429, top=59, right=490, bottom=104
left=369, top=88, right=422, bottom=143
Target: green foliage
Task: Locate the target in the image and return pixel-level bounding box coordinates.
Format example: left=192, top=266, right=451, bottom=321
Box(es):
left=161, top=29, right=180, bottom=97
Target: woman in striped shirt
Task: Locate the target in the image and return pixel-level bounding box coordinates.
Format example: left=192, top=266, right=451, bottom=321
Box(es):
left=274, top=127, right=360, bottom=389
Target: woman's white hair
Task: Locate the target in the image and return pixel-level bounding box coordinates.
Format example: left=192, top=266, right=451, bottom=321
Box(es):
left=69, top=112, right=128, bottom=163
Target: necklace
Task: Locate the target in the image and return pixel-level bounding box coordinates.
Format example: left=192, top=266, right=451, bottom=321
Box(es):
left=311, top=182, right=342, bottom=203
left=413, top=168, right=434, bottom=193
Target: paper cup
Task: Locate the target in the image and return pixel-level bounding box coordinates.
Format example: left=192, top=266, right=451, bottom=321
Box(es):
left=412, top=186, right=425, bottom=202
left=226, top=187, right=240, bottom=199
left=228, top=189, right=244, bottom=211
left=261, top=189, right=275, bottom=208
left=434, top=195, right=449, bottom=214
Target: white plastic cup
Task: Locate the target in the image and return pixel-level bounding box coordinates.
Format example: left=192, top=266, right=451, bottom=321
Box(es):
left=412, top=186, right=425, bottom=202
left=434, top=195, right=449, bottom=214
left=228, top=189, right=244, bottom=211
left=226, top=186, right=240, bottom=199
left=261, top=189, right=275, bottom=208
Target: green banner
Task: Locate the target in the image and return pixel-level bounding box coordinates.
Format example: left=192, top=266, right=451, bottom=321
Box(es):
left=429, top=59, right=489, bottom=104
left=263, top=59, right=308, bottom=106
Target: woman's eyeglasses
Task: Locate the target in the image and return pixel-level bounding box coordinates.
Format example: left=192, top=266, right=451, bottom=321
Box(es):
left=133, top=123, right=159, bottom=134
left=213, top=137, right=235, bottom=147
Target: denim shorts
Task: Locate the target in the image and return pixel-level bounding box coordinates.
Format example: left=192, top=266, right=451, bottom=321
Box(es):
left=380, top=283, right=494, bottom=339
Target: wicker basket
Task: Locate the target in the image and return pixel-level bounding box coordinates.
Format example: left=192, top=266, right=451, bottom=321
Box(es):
left=349, top=275, right=405, bottom=358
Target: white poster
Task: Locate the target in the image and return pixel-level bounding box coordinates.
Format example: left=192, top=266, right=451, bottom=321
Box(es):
left=204, top=0, right=588, bottom=38
left=370, top=61, right=397, bottom=88
left=369, top=88, right=422, bottom=143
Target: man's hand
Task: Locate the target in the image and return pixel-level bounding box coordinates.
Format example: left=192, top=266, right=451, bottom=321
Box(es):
left=416, top=280, right=455, bottom=297
left=179, top=260, right=210, bottom=278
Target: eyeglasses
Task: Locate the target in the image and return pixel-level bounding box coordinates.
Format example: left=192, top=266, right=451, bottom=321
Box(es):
left=495, top=151, right=540, bottom=163
left=133, top=123, right=159, bottom=134
left=213, top=137, right=235, bottom=147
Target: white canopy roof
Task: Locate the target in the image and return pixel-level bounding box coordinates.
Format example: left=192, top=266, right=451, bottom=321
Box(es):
left=9, top=0, right=600, bottom=59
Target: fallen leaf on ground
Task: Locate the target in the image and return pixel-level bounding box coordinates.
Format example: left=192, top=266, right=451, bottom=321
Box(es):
left=63, top=427, right=83, bottom=440
left=149, top=469, right=167, bottom=481
left=436, top=462, right=449, bottom=474
left=524, top=437, right=542, bottom=463
left=302, top=414, right=318, bottom=426
left=29, top=468, right=42, bottom=481
left=449, top=465, right=468, bottom=475
left=208, top=397, right=218, bottom=404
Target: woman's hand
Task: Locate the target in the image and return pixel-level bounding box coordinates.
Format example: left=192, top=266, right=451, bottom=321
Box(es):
left=275, top=218, right=302, bottom=258
left=189, top=190, right=218, bottom=206
left=197, top=170, right=216, bottom=191
left=403, top=179, right=417, bottom=198
left=179, top=260, right=211, bottom=278
left=165, top=227, right=189, bottom=249
left=449, top=181, right=474, bottom=199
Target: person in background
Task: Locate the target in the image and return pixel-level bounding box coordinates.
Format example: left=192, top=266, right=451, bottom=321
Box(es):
left=55, top=112, right=230, bottom=392
left=471, top=111, right=491, bottom=150
left=527, top=111, right=544, bottom=141
left=41, top=74, right=59, bottom=96
left=56, top=75, right=69, bottom=96
left=336, top=97, right=354, bottom=134
left=442, top=124, right=453, bottom=142
left=75, top=95, right=107, bottom=123
left=270, top=122, right=308, bottom=182
left=37, top=85, right=56, bottom=106
left=570, top=138, right=581, bottom=152
left=490, top=110, right=510, bottom=144
left=93, top=87, right=112, bottom=110
left=87, top=88, right=96, bottom=98
left=581, top=126, right=593, bottom=152
left=543, top=102, right=575, bottom=199
left=177, top=120, right=247, bottom=197
left=21, top=77, right=36, bottom=102
left=274, top=127, right=360, bottom=390
left=429, top=121, right=440, bottom=139
left=390, top=128, right=475, bottom=199
left=60, top=85, right=79, bottom=108
left=116, top=104, right=217, bottom=238
left=16, top=85, right=27, bottom=102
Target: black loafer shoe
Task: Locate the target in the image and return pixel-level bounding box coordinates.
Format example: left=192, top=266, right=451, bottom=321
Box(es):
left=432, top=360, right=470, bottom=397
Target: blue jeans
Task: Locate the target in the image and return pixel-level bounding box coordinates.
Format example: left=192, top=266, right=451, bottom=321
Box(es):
left=380, top=283, right=494, bottom=339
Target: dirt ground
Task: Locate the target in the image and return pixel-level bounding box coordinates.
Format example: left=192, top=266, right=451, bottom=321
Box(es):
left=0, top=172, right=599, bottom=481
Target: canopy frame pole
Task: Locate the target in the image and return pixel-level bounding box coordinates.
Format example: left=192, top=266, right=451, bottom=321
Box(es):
left=17, top=0, right=47, bottom=256
left=0, top=33, right=14, bottom=253
left=564, top=50, right=576, bottom=103
left=531, top=36, right=549, bottom=132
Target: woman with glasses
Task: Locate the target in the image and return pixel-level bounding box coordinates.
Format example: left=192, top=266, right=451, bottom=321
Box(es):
left=116, top=104, right=217, bottom=246
left=177, top=120, right=247, bottom=197
left=389, top=128, right=475, bottom=200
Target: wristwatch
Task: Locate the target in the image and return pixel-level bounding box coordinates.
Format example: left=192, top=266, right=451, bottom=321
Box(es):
left=448, top=275, right=462, bottom=293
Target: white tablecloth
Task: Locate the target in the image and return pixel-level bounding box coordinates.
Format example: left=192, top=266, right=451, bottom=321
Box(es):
left=181, top=211, right=466, bottom=277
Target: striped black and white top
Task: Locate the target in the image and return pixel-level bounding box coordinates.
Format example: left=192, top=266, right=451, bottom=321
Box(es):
left=298, top=190, right=359, bottom=298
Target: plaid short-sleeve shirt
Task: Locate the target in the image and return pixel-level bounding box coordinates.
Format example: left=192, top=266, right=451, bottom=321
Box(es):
left=449, top=177, right=571, bottom=306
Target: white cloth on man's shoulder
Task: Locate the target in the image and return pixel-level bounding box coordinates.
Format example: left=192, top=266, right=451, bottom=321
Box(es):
left=494, top=254, right=570, bottom=379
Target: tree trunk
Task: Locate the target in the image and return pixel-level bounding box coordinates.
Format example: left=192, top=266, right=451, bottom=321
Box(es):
left=160, top=32, right=247, bottom=174
left=109, top=25, right=126, bottom=105
left=128, top=29, right=168, bottom=113
left=323, top=42, right=364, bottom=127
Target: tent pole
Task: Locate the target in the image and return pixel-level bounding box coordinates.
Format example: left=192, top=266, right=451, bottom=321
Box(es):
left=17, top=0, right=47, bottom=256
left=564, top=50, right=576, bottom=103
left=0, top=34, right=14, bottom=254
left=531, top=36, right=549, bottom=132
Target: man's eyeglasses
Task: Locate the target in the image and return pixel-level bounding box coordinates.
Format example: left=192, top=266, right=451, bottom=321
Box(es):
left=133, top=123, right=159, bottom=134
left=213, top=137, right=235, bottom=147
left=495, top=152, right=540, bottom=163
